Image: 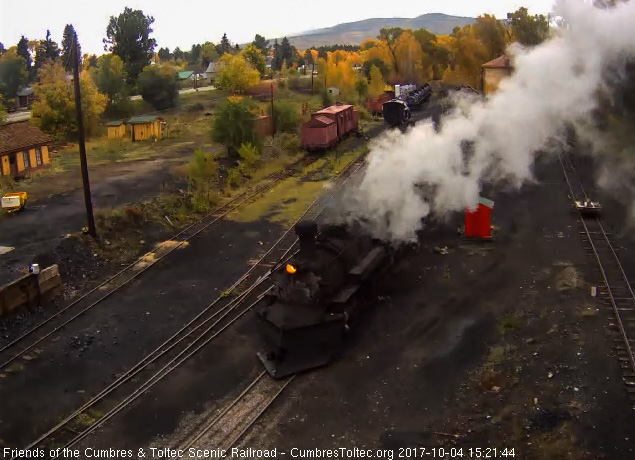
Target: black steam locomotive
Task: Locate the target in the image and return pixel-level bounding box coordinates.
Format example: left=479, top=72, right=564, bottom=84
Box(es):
left=255, top=220, right=389, bottom=378
left=383, top=83, right=433, bottom=127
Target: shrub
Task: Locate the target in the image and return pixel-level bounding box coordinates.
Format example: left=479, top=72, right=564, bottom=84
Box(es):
left=137, top=63, right=179, bottom=111
left=187, top=149, right=219, bottom=212
left=227, top=168, right=242, bottom=188
left=268, top=100, right=300, bottom=133
left=356, top=106, right=371, bottom=121
left=237, top=142, right=260, bottom=173
left=279, top=133, right=301, bottom=152
left=211, top=96, right=259, bottom=157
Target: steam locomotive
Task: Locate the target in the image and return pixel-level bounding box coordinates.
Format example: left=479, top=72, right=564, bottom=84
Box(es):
left=383, top=83, right=433, bottom=127
left=255, top=220, right=389, bottom=378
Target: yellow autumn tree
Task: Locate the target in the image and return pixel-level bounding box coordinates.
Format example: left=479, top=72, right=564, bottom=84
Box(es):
left=361, top=40, right=395, bottom=82
left=440, top=26, right=489, bottom=88
left=394, top=30, right=427, bottom=83
left=32, top=60, right=106, bottom=139
left=368, top=64, right=385, bottom=97
left=217, top=53, right=260, bottom=94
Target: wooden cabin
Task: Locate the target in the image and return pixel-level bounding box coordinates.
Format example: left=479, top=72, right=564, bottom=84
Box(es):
left=106, top=120, right=126, bottom=139
left=0, top=121, right=51, bottom=177
left=127, top=116, right=166, bottom=142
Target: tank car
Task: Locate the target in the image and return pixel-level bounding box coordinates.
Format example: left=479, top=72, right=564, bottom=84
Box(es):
left=404, top=84, right=432, bottom=108
left=255, top=220, right=389, bottom=378
left=382, top=99, right=411, bottom=126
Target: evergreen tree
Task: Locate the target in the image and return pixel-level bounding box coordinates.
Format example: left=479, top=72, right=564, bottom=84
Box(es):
left=34, top=30, right=60, bottom=75
left=61, top=24, right=80, bottom=71
left=272, top=39, right=280, bottom=70
left=190, top=44, right=202, bottom=63
left=273, top=37, right=295, bottom=71
left=17, top=36, right=31, bottom=72
left=252, top=34, right=269, bottom=55
left=219, top=33, right=231, bottom=55
left=158, top=47, right=171, bottom=61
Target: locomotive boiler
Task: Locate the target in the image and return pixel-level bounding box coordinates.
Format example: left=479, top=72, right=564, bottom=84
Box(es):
left=255, top=220, right=389, bottom=378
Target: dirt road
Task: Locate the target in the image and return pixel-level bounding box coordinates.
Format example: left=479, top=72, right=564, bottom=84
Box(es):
left=0, top=150, right=191, bottom=281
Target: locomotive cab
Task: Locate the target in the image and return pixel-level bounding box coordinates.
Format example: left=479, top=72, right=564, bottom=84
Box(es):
left=256, top=220, right=388, bottom=378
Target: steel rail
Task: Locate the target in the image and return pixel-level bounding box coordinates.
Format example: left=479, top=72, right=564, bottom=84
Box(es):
left=0, top=156, right=317, bottom=370
left=19, top=150, right=369, bottom=456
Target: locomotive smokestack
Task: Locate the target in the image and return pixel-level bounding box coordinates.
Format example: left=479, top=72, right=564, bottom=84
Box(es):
left=295, top=220, right=318, bottom=253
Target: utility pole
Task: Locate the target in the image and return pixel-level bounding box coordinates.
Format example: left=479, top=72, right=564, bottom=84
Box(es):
left=72, top=36, right=96, bottom=238
left=270, top=83, right=275, bottom=138
left=311, top=62, right=315, bottom=95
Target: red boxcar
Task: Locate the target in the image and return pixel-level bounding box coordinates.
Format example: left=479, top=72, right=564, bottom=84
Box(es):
left=314, top=104, right=358, bottom=138
left=301, top=115, right=338, bottom=149
left=366, top=93, right=392, bottom=115
left=300, top=104, right=359, bottom=150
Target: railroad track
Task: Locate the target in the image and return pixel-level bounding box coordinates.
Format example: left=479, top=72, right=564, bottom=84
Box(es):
left=558, top=150, right=635, bottom=409
left=0, top=155, right=319, bottom=372
left=15, top=150, right=368, bottom=457
left=177, top=372, right=294, bottom=452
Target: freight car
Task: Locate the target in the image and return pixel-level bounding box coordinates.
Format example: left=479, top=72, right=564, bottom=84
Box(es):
left=300, top=104, right=359, bottom=150
left=255, top=220, right=389, bottom=378
left=366, top=91, right=394, bottom=116
left=382, top=99, right=411, bottom=127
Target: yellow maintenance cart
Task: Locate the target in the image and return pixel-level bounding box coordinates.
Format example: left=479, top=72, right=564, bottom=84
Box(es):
left=2, top=192, right=28, bottom=213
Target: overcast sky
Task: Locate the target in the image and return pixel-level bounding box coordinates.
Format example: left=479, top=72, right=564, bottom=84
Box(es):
left=0, top=1, right=557, bottom=56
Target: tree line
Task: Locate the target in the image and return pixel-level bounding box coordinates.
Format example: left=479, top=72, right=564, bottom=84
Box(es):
left=0, top=5, right=552, bottom=137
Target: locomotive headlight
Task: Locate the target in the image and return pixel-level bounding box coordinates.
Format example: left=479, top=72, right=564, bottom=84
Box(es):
left=286, top=264, right=297, bottom=274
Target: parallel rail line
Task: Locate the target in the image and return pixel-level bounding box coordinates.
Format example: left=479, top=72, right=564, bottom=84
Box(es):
left=17, top=151, right=368, bottom=456
left=0, top=156, right=318, bottom=372
left=558, top=150, right=635, bottom=408
left=177, top=372, right=295, bottom=452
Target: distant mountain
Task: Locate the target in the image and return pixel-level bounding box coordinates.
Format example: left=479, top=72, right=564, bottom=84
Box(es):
left=283, top=13, right=476, bottom=49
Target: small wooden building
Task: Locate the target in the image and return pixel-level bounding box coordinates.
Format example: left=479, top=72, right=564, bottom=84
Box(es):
left=254, top=115, right=273, bottom=137
left=127, top=116, right=166, bottom=142
left=0, top=121, right=51, bottom=177
left=482, top=55, right=513, bottom=95
left=106, top=120, right=126, bottom=139
left=16, top=87, right=36, bottom=109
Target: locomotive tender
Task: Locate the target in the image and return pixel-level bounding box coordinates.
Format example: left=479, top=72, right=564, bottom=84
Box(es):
left=256, top=220, right=389, bottom=378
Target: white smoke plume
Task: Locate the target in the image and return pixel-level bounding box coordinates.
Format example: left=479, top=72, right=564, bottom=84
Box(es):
left=340, top=0, right=635, bottom=242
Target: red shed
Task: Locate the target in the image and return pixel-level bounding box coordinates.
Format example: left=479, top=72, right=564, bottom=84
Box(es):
left=465, top=197, right=494, bottom=239
left=315, top=104, right=358, bottom=139
left=254, top=115, right=273, bottom=137
left=301, top=116, right=338, bottom=149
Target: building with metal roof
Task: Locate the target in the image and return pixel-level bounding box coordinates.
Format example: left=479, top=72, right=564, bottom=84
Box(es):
left=127, top=116, right=166, bottom=142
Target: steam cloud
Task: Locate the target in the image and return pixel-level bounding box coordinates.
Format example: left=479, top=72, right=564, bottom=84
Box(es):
left=339, top=0, right=635, bottom=242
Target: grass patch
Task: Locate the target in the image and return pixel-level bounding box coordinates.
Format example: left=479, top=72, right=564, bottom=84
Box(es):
left=72, top=409, right=104, bottom=430
left=498, top=316, right=521, bottom=334
left=5, top=362, right=25, bottom=373
left=228, top=144, right=367, bottom=224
